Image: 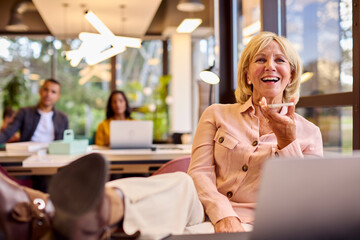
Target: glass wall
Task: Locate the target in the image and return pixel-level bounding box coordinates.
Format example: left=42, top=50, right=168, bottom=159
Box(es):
left=0, top=36, right=164, bottom=142
left=236, top=0, right=261, bottom=90
left=194, top=36, right=217, bottom=115
left=53, top=39, right=110, bottom=140
left=286, top=0, right=353, bottom=152
left=0, top=36, right=53, bottom=109
left=296, top=106, right=352, bottom=153
left=286, top=0, right=353, bottom=96
left=114, top=40, right=167, bottom=141
left=237, top=0, right=261, bottom=59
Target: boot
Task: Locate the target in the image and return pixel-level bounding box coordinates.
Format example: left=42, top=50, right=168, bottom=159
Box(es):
left=0, top=172, right=54, bottom=240
left=49, top=153, right=126, bottom=240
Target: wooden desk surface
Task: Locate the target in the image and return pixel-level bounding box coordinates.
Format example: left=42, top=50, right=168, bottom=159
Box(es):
left=0, top=144, right=192, bottom=176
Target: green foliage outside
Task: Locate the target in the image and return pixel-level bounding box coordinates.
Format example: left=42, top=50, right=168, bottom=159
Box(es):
left=2, top=70, right=30, bottom=109
left=0, top=37, right=169, bottom=143
left=130, top=75, right=171, bottom=141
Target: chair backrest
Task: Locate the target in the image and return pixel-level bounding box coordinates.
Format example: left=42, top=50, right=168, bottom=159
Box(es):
left=0, top=165, right=32, bottom=187
left=0, top=165, right=10, bottom=177
left=152, top=155, right=191, bottom=175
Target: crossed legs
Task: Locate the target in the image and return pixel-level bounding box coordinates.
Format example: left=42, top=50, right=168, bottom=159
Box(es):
left=0, top=153, right=209, bottom=240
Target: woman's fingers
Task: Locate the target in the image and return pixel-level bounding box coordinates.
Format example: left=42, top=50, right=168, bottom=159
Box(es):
left=214, top=216, right=245, bottom=233
left=259, top=97, right=295, bottom=123
left=285, top=97, right=296, bottom=119
left=259, top=97, right=297, bottom=149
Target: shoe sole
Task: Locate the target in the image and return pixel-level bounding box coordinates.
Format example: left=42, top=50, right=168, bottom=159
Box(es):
left=48, top=153, right=109, bottom=237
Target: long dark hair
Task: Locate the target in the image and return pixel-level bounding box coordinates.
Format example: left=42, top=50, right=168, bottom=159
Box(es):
left=106, top=90, right=131, bottom=119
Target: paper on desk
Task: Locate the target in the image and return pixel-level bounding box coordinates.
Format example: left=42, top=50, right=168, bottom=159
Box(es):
left=22, top=154, right=81, bottom=168
left=5, top=142, right=49, bottom=154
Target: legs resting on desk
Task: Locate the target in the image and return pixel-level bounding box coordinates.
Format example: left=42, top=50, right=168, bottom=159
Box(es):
left=0, top=153, right=205, bottom=239
left=0, top=153, right=131, bottom=240
left=0, top=153, right=207, bottom=240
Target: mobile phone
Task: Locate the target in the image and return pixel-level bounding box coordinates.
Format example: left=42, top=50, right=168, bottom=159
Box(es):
left=267, top=102, right=294, bottom=108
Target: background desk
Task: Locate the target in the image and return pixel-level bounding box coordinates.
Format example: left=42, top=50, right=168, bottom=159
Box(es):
left=0, top=144, right=192, bottom=176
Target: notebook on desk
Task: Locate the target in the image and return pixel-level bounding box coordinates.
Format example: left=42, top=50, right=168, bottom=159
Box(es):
left=165, top=155, right=360, bottom=240
left=110, top=120, right=154, bottom=149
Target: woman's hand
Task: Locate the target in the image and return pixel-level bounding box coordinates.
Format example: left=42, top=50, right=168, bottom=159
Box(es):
left=259, top=97, right=296, bottom=149
left=214, top=216, right=245, bottom=233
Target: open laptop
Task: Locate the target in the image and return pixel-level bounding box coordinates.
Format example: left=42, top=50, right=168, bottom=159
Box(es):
left=110, top=120, right=153, bottom=149
left=164, top=155, right=360, bottom=240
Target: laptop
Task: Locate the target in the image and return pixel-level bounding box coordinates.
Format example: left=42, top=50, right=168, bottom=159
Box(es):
left=110, top=120, right=153, bottom=149
left=164, top=155, right=360, bottom=240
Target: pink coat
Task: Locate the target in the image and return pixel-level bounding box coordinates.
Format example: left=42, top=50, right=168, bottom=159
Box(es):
left=188, top=98, right=323, bottom=225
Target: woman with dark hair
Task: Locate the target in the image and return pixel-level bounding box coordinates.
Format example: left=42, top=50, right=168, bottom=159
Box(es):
left=95, top=90, right=132, bottom=146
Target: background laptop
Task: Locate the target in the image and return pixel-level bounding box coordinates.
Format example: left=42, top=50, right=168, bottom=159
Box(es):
left=164, top=155, right=360, bottom=240
left=110, top=120, right=153, bottom=149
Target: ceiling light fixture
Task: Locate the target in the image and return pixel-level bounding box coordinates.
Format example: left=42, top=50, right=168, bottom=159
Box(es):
left=200, top=64, right=220, bottom=105
left=85, top=10, right=116, bottom=39
left=5, top=13, right=28, bottom=32
left=66, top=34, right=126, bottom=66
left=176, top=0, right=204, bottom=33
left=300, top=71, right=314, bottom=83
left=176, top=18, right=202, bottom=33
left=242, top=20, right=261, bottom=45
left=5, top=0, right=37, bottom=32
left=79, top=32, right=141, bottom=48
left=177, top=0, right=205, bottom=12
left=200, top=65, right=220, bottom=85
left=65, top=10, right=142, bottom=67
left=65, top=40, right=107, bottom=67
left=85, top=44, right=126, bottom=65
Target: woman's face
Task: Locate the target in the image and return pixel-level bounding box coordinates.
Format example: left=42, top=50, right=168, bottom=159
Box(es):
left=111, top=93, right=127, bottom=116
left=247, top=40, right=292, bottom=104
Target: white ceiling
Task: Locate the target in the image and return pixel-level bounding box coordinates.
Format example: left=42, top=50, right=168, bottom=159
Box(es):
left=33, top=0, right=162, bottom=39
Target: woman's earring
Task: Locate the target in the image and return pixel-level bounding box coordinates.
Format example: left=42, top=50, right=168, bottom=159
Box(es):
left=248, top=80, right=251, bottom=85
left=287, top=79, right=292, bottom=87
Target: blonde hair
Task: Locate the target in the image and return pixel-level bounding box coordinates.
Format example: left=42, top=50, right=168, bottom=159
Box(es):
left=234, top=31, right=302, bottom=104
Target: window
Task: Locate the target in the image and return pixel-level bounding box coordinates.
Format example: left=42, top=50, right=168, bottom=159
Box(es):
left=114, top=40, right=167, bottom=141
left=0, top=37, right=165, bottom=142
left=54, top=39, right=110, bottom=140
left=297, top=106, right=352, bottom=153
left=0, top=37, right=53, bottom=109
left=236, top=0, right=261, bottom=90
left=286, top=0, right=354, bottom=152
left=286, top=0, right=352, bottom=96
left=237, top=0, right=261, bottom=54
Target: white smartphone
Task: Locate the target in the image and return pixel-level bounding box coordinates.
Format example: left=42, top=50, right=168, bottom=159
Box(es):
left=267, top=102, right=294, bottom=108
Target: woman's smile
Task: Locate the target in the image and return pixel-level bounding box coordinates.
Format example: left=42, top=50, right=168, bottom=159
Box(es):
left=247, top=40, right=292, bottom=104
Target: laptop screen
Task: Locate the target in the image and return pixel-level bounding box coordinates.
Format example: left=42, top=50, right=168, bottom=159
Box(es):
left=252, top=155, right=360, bottom=240
left=110, top=120, right=153, bottom=149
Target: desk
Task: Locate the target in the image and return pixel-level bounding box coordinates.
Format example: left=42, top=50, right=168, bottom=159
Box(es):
left=0, top=144, right=192, bottom=176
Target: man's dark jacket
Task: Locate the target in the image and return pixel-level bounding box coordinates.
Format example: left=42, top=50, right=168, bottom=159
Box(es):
left=0, top=106, right=69, bottom=144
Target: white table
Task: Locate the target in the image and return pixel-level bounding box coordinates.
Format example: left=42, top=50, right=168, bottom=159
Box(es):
left=0, top=144, right=192, bottom=176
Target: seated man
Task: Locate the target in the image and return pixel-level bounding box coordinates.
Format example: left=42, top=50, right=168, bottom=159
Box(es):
left=0, top=79, right=68, bottom=144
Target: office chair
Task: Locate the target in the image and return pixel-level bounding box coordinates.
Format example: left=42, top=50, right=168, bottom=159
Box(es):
left=152, top=155, right=191, bottom=176
left=0, top=165, right=32, bottom=188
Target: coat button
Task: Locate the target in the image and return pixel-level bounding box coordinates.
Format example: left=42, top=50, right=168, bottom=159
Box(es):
left=252, top=140, right=258, bottom=146
left=275, top=152, right=279, bottom=157
left=242, top=164, right=248, bottom=172
left=218, top=137, right=224, bottom=143
left=226, top=191, right=233, bottom=198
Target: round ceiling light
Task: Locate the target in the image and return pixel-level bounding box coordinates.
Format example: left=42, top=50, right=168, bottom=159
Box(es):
left=177, top=0, right=205, bottom=12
